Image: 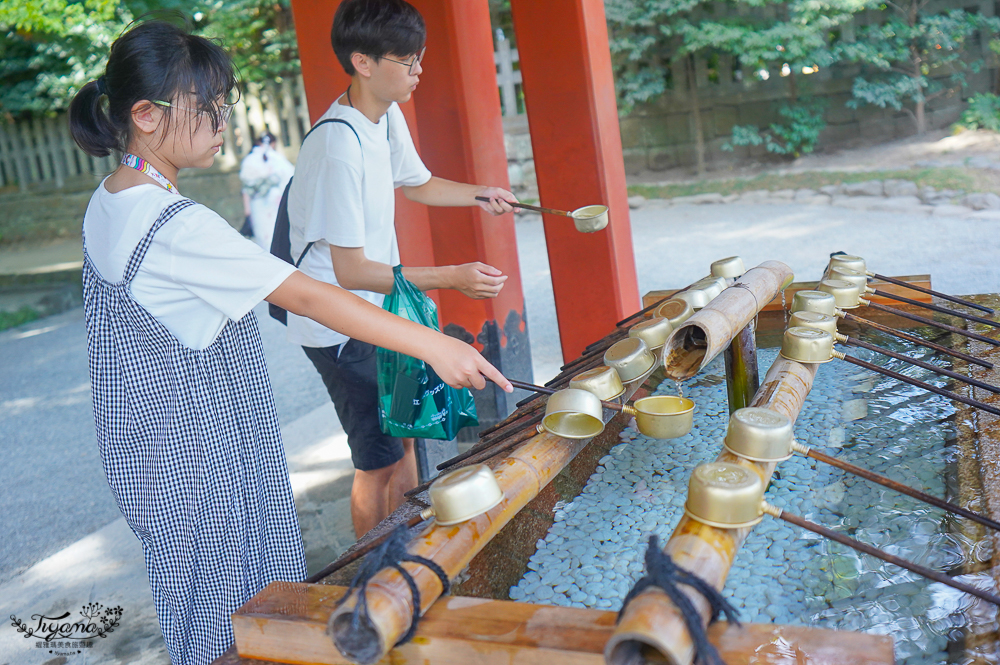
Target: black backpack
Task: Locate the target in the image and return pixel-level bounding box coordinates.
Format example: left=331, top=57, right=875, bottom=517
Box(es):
left=268, top=118, right=360, bottom=324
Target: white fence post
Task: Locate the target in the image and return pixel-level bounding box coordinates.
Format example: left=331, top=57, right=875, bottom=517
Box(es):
left=495, top=40, right=522, bottom=117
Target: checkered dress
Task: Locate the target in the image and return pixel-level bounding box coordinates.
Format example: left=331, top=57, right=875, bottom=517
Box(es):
left=82, top=200, right=306, bottom=665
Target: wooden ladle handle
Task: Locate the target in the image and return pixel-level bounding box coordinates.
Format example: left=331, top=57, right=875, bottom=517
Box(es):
left=475, top=196, right=571, bottom=217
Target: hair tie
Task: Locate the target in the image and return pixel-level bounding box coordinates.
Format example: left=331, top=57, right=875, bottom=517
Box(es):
left=96, top=76, right=109, bottom=96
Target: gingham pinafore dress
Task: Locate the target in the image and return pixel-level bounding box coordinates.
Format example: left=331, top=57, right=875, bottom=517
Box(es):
left=82, top=199, right=306, bottom=665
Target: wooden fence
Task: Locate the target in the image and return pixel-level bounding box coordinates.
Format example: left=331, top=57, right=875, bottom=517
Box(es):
left=0, top=46, right=525, bottom=193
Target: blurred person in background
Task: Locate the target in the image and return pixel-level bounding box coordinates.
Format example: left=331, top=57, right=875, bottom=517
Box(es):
left=240, top=132, right=294, bottom=248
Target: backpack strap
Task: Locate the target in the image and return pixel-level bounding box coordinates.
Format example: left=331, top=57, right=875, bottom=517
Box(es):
left=293, top=118, right=361, bottom=266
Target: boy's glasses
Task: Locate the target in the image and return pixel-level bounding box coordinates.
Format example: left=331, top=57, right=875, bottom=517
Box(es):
left=152, top=100, right=236, bottom=125
left=381, top=46, right=426, bottom=76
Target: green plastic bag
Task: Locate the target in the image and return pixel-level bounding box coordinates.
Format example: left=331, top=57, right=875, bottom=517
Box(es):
left=376, top=265, right=478, bottom=440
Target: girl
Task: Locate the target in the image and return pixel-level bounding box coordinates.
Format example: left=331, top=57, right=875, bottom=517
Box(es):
left=69, top=20, right=510, bottom=665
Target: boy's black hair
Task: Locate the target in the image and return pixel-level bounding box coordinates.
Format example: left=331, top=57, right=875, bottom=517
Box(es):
left=331, top=0, right=426, bottom=76
left=69, top=19, right=239, bottom=157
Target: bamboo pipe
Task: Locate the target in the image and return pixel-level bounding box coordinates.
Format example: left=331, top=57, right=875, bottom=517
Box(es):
left=606, top=354, right=818, bottom=665
left=833, top=351, right=1000, bottom=417
left=330, top=392, right=635, bottom=664
left=662, top=261, right=794, bottom=380
left=866, top=301, right=1000, bottom=347
left=868, top=271, right=994, bottom=314
left=764, top=504, right=1000, bottom=606
left=868, top=288, right=1000, bottom=329
left=792, top=442, right=1000, bottom=532
left=839, top=310, right=994, bottom=369
left=836, top=334, right=1000, bottom=394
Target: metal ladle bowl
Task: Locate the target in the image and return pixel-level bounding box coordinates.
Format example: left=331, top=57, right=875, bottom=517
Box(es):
left=691, top=276, right=728, bottom=299
left=656, top=298, right=695, bottom=327
left=604, top=337, right=657, bottom=383
left=780, top=327, right=836, bottom=363
left=818, top=279, right=865, bottom=309
left=629, top=316, right=673, bottom=351
left=788, top=310, right=839, bottom=337
left=791, top=290, right=838, bottom=316
left=711, top=256, right=745, bottom=279
left=830, top=266, right=873, bottom=293
left=684, top=462, right=765, bottom=529
left=570, top=366, right=625, bottom=401
left=722, top=407, right=794, bottom=462
left=570, top=205, right=610, bottom=233
left=624, top=395, right=695, bottom=439
left=424, top=464, right=505, bottom=525
left=540, top=388, right=606, bottom=439
left=828, top=254, right=867, bottom=273
left=674, top=288, right=713, bottom=310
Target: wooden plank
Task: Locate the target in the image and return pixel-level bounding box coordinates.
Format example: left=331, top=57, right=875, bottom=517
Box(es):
left=223, top=581, right=893, bottom=665
left=644, top=275, right=933, bottom=313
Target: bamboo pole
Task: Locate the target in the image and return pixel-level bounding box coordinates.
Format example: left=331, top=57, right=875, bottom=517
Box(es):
left=328, top=396, right=634, bottom=664
left=723, top=323, right=758, bottom=414
left=663, top=261, right=794, bottom=380
left=606, top=354, right=818, bottom=665
left=224, top=582, right=894, bottom=665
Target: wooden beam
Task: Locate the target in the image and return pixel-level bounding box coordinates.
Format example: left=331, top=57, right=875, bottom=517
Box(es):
left=221, top=582, right=894, bottom=665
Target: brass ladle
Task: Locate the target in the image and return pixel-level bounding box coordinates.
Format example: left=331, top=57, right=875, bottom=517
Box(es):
left=685, top=462, right=1000, bottom=608
left=475, top=196, right=609, bottom=233
left=829, top=253, right=995, bottom=315
left=791, top=290, right=993, bottom=370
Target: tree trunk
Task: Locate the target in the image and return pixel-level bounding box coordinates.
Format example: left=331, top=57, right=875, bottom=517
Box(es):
left=686, top=54, right=706, bottom=176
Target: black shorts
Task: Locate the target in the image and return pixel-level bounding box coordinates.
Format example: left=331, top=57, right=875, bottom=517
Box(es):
left=302, top=340, right=404, bottom=472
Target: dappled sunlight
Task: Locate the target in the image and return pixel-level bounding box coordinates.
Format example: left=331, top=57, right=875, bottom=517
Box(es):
left=0, top=381, right=91, bottom=416
left=23, top=522, right=137, bottom=590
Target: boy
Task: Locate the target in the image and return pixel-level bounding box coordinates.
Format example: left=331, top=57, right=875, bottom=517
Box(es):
left=287, top=0, right=518, bottom=538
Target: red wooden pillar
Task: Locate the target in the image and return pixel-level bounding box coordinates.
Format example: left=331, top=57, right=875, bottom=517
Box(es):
left=408, top=0, right=533, bottom=427
left=510, top=0, right=640, bottom=362
left=290, top=0, right=533, bottom=428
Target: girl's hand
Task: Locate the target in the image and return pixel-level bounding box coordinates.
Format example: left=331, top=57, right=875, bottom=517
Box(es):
left=475, top=187, right=518, bottom=215
left=427, top=335, right=513, bottom=393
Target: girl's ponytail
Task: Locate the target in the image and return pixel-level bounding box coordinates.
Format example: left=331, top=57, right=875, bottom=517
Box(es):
left=68, top=78, right=119, bottom=157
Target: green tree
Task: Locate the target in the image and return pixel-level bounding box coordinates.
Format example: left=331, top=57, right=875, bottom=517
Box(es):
left=0, top=0, right=299, bottom=117
left=606, top=0, right=865, bottom=173
left=837, top=0, right=1000, bottom=134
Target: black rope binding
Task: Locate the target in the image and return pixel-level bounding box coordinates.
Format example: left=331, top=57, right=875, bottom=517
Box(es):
left=618, top=535, right=741, bottom=665
left=333, top=524, right=450, bottom=649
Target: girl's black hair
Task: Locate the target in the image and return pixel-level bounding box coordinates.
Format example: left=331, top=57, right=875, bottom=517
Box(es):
left=331, top=0, right=426, bottom=76
left=69, top=20, right=239, bottom=157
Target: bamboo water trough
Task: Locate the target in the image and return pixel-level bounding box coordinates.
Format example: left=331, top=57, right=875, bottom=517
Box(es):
left=216, top=260, right=910, bottom=665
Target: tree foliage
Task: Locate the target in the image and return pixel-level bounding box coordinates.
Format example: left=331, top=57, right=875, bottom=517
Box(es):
left=836, top=2, right=1000, bottom=132
left=0, top=0, right=298, bottom=117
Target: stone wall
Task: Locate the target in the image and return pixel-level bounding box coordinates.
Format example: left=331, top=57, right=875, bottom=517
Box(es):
left=0, top=170, right=244, bottom=245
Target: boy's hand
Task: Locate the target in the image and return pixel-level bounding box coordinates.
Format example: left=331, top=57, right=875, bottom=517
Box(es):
left=427, top=335, right=513, bottom=393
left=475, top=186, right=519, bottom=215
left=451, top=262, right=507, bottom=299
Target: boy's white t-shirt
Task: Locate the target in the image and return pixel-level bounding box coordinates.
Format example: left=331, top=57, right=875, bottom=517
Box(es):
left=286, top=98, right=432, bottom=349
left=84, top=180, right=296, bottom=350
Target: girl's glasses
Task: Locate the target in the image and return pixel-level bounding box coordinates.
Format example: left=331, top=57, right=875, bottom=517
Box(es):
left=382, top=46, right=426, bottom=76
left=152, top=100, right=236, bottom=125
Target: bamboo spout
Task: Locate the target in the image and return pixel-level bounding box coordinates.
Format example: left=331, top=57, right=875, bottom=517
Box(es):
left=605, top=354, right=818, bottom=665
left=662, top=261, right=793, bottom=380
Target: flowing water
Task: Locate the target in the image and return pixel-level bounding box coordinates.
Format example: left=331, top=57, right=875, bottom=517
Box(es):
left=509, top=326, right=998, bottom=664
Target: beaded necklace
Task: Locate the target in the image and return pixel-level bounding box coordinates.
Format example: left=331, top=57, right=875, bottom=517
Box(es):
left=120, top=154, right=178, bottom=194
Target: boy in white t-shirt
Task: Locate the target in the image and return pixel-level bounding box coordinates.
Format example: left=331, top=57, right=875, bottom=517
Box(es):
left=287, top=0, right=519, bottom=538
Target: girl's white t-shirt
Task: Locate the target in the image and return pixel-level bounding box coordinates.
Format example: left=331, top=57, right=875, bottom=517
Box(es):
left=83, top=180, right=296, bottom=350
left=285, top=99, right=432, bottom=349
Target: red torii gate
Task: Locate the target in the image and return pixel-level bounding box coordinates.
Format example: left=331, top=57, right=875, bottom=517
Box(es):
left=289, top=0, right=639, bottom=424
